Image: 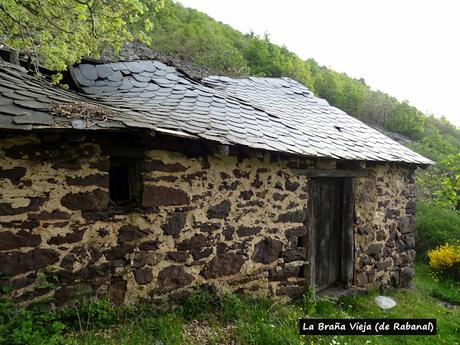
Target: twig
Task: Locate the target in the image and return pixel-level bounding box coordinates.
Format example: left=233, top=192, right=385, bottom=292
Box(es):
left=86, top=2, right=98, bottom=38
left=37, top=0, right=72, bottom=34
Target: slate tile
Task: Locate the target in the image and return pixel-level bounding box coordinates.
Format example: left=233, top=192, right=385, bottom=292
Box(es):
left=142, top=62, right=156, bottom=73
left=107, top=70, right=123, bottom=82
left=108, top=62, right=126, bottom=71
left=13, top=100, right=49, bottom=110
left=133, top=74, right=151, bottom=83
left=94, top=80, right=109, bottom=87
left=2, top=92, right=31, bottom=101
left=165, top=73, right=179, bottom=81
left=0, top=97, right=13, bottom=106
left=1, top=80, right=24, bottom=90
left=153, top=69, right=168, bottom=77
left=79, top=64, right=98, bottom=80
left=119, top=79, right=134, bottom=90
left=14, top=112, right=54, bottom=125
left=96, top=64, right=113, bottom=79
left=125, top=62, right=145, bottom=73
left=73, top=68, right=94, bottom=87
left=83, top=86, right=117, bottom=94
left=153, top=61, right=167, bottom=69
left=0, top=116, right=32, bottom=129
left=106, top=80, right=123, bottom=88
left=0, top=103, right=30, bottom=116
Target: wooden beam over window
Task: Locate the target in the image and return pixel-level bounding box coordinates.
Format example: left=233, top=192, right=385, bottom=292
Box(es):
left=292, top=169, right=368, bottom=178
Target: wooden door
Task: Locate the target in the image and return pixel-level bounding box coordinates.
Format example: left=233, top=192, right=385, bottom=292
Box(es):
left=310, top=178, right=344, bottom=291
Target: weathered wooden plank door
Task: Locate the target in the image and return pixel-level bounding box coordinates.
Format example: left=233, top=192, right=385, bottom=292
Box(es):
left=311, top=178, right=343, bottom=290
left=303, top=177, right=355, bottom=291
left=307, top=177, right=354, bottom=291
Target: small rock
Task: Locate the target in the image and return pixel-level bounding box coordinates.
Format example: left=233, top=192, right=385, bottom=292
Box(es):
left=375, top=295, right=396, bottom=309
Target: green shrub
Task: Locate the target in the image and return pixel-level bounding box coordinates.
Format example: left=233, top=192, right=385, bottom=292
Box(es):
left=415, top=201, right=460, bottom=256
left=0, top=299, right=66, bottom=345
left=428, top=243, right=460, bottom=281
left=63, top=298, right=119, bottom=330
left=0, top=297, right=124, bottom=344
left=181, top=288, right=220, bottom=321
left=297, top=287, right=317, bottom=315
left=220, top=293, right=246, bottom=322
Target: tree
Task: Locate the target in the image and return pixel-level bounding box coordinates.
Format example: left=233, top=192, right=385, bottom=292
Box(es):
left=149, top=1, right=249, bottom=76
left=359, top=90, right=397, bottom=125
left=436, top=153, right=460, bottom=210
left=313, top=69, right=341, bottom=105
left=0, top=0, right=163, bottom=74
left=385, top=101, right=425, bottom=139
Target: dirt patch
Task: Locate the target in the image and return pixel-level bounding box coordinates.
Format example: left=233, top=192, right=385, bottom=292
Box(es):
left=181, top=320, right=236, bottom=345
left=436, top=299, right=460, bottom=311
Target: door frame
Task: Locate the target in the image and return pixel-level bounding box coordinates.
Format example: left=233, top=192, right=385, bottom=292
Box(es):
left=306, top=177, right=355, bottom=290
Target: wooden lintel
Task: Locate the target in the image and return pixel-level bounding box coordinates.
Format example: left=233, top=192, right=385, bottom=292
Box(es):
left=293, top=168, right=368, bottom=178
left=102, top=145, right=145, bottom=158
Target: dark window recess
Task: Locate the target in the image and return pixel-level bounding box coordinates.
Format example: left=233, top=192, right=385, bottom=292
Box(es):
left=298, top=264, right=306, bottom=278
left=297, top=236, right=305, bottom=248
left=109, top=158, right=142, bottom=206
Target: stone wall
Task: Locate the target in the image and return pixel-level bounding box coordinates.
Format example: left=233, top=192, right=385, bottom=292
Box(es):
left=0, top=132, right=417, bottom=306
left=354, top=164, right=417, bottom=289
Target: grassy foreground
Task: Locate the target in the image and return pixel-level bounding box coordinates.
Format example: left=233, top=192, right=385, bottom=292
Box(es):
left=1, top=261, right=459, bottom=345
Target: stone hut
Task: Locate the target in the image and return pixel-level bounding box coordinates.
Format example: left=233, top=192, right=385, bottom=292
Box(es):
left=0, top=60, right=433, bottom=306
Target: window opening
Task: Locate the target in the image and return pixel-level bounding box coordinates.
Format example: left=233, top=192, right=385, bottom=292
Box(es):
left=109, top=157, right=141, bottom=206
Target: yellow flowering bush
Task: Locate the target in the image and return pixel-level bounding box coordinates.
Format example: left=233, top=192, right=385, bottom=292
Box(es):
left=428, top=243, right=460, bottom=281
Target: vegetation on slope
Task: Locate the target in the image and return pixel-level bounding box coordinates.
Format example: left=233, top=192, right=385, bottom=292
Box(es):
left=416, top=202, right=460, bottom=256
left=150, top=1, right=458, bottom=143
left=147, top=0, right=460, bottom=209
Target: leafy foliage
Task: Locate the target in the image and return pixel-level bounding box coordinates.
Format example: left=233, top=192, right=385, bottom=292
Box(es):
left=415, top=201, right=460, bottom=256
left=181, top=287, right=220, bottom=321
left=435, top=153, right=460, bottom=210
left=0, top=299, right=66, bottom=345
left=0, top=0, right=163, bottom=71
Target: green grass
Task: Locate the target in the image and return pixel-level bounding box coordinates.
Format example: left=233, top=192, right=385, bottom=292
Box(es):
left=413, top=260, right=460, bottom=305
left=311, top=290, right=459, bottom=345
left=2, top=260, right=458, bottom=345
left=59, top=313, right=183, bottom=345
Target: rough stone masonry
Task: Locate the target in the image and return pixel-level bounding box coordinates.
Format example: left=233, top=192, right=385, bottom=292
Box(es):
left=0, top=132, right=417, bottom=306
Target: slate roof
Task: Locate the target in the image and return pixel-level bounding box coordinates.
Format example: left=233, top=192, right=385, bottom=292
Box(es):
left=0, top=62, right=127, bottom=130
left=0, top=59, right=434, bottom=165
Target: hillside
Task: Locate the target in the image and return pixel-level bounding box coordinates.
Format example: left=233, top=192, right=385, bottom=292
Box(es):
left=147, top=1, right=459, bottom=148
left=142, top=0, right=459, bottom=208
